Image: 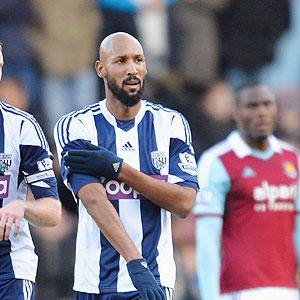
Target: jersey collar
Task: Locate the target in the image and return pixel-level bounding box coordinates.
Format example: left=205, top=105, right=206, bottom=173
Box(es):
left=100, top=99, right=147, bottom=128
left=227, top=130, right=282, bottom=158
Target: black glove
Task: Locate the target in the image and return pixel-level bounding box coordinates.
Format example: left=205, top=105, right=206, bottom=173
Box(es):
left=64, top=141, right=123, bottom=180
left=127, top=258, right=166, bottom=300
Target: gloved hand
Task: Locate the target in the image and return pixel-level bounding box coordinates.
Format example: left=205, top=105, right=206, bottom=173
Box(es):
left=127, top=258, right=166, bottom=300
left=64, top=141, right=123, bottom=180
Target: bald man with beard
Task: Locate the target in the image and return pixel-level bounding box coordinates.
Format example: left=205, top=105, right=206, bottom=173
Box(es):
left=54, top=32, right=198, bottom=300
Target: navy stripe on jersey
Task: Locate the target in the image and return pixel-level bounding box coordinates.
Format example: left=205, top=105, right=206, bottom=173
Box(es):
left=0, top=102, right=47, bottom=149
left=0, top=108, right=14, bottom=280
left=0, top=278, right=34, bottom=300
left=138, top=111, right=161, bottom=283
left=94, top=113, right=120, bottom=292
left=19, top=145, right=58, bottom=199
left=169, top=138, right=199, bottom=189
left=138, top=111, right=160, bottom=175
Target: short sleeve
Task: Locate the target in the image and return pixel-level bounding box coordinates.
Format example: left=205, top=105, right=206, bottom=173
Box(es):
left=168, top=113, right=198, bottom=190
left=20, top=118, right=58, bottom=199
left=54, top=113, right=100, bottom=196
left=193, top=153, right=230, bottom=216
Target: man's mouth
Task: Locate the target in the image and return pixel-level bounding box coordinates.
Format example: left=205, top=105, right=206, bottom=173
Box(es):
left=123, top=77, right=141, bottom=87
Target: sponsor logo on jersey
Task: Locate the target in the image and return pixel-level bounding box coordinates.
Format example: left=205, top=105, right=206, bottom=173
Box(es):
left=151, top=151, right=167, bottom=170
left=0, top=153, right=12, bottom=173
left=253, top=180, right=296, bottom=212
left=37, top=157, right=53, bottom=171
left=121, top=141, right=135, bottom=151
left=283, top=161, right=297, bottom=178
left=178, top=152, right=197, bottom=176
left=104, top=175, right=167, bottom=200
left=0, top=175, right=10, bottom=198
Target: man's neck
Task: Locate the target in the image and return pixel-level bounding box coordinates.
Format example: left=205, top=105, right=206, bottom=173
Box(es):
left=240, top=132, right=270, bottom=151
left=106, top=97, right=141, bottom=120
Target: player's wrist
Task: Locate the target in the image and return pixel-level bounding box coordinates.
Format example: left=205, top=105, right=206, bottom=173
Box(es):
left=127, top=257, right=146, bottom=266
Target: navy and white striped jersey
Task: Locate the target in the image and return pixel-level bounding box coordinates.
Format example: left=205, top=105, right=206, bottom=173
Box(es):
left=54, top=99, right=198, bottom=294
left=0, top=101, right=58, bottom=283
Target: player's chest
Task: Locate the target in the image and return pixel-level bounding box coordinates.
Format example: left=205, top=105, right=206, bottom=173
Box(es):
left=225, top=156, right=298, bottom=212
left=99, top=126, right=170, bottom=174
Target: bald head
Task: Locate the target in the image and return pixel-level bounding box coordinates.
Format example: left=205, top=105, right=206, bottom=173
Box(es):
left=95, top=32, right=147, bottom=108
left=99, top=32, right=144, bottom=61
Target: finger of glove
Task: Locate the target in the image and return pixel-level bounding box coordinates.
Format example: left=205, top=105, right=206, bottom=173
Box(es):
left=82, top=140, right=102, bottom=151
left=64, top=155, right=87, bottom=164
left=146, top=290, right=157, bottom=300
left=66, top=150, right=92, bottom=157
left=156, top=288, right=166, bottom=300
left=139, top=290, right=154, bottom=300
left=67, top=167, right=90, bottom=175
left=65, top=161, right=86, bottom=169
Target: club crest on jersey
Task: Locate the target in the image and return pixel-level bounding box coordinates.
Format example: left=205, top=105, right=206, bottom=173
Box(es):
left=0, top=153, right=12, bottom=173
left=283, top=161, right=297, bottom=178
left=151, top=151, right=167, bottom=170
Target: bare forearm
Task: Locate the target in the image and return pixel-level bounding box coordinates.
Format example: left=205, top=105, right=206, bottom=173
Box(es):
left=25, top=197, right=61, bottom=227
left=118, top=162, right=197, bottom=218
left=78, top=183, right=141, bottom=262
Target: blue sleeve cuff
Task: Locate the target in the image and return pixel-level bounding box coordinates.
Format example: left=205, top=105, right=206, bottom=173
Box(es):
left=69, top=173, right=101, bottom=196
left=177, top=181, right=199, bottom=191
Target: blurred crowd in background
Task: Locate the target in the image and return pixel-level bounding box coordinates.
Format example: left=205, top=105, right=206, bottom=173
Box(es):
left=1, top=0, right=300, bottom=299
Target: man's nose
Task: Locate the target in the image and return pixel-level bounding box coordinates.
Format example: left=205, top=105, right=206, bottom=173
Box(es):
left=257, top=104, right=269, bottom=116
left=127, top=60, right=138, bottom=75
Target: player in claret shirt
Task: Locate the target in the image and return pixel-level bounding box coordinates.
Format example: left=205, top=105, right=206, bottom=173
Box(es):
left=54, top=32, right=198, bottom=300
left=194, top=82, right=300, bottom=300
left=0, top=44, right=61, bottom=299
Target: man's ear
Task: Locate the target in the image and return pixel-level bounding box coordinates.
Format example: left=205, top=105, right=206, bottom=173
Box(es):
left=95, top=60, right=106, bottom=78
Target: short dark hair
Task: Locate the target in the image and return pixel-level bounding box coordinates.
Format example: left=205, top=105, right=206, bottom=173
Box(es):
left=235, top=81, right=262, bottom=106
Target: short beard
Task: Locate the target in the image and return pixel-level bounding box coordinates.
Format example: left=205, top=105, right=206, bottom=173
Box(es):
left=255, top=134, right=268, bottom=143
left=107, top=75, right=144, bottom=107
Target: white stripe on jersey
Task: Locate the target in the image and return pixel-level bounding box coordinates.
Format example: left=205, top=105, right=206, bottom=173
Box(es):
left=23, top=280, right=34, bottom=300
left=164, top=287, right=174, bottom=300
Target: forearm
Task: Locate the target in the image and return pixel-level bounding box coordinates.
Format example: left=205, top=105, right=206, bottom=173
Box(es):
left=118, top=162, right=196, bottom=218
left=24, top=197, right=61, bottom=227
left=196, top=217, right=222, bottom=300
left=78, top=183, right=141, bottom=262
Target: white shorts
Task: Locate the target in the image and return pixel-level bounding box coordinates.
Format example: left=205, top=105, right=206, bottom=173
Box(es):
left=221, top=287, right=300, bottom=300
